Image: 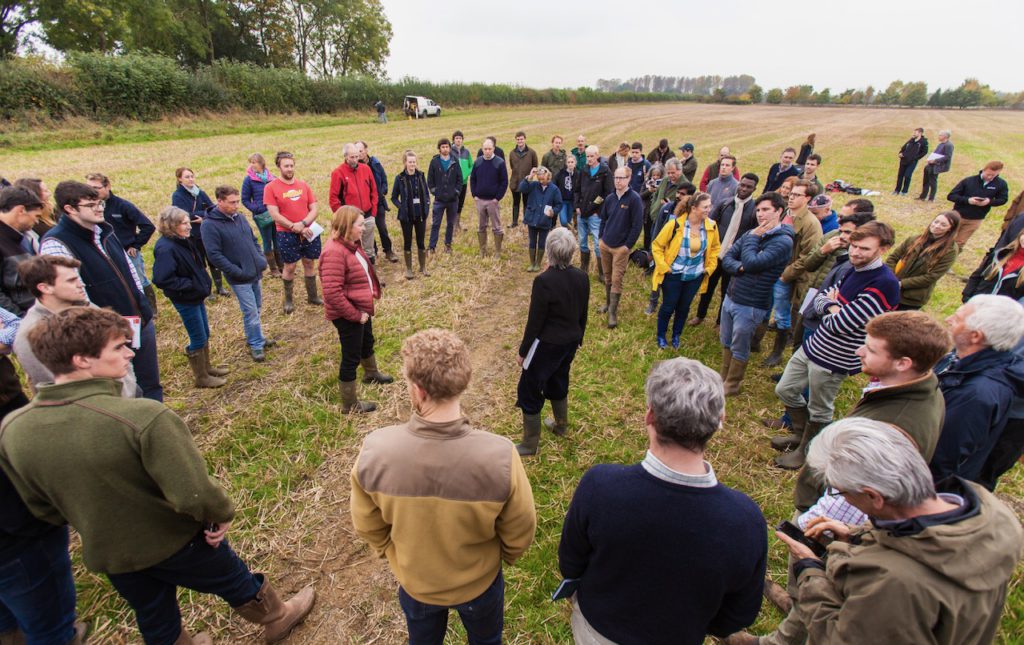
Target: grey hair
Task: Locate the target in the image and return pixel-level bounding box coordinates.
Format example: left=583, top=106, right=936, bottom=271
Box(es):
left=806, top=417, right=935, bottom=508
left=343, top=142, right=358, bottom=156
left=965, top=295, right=1024, bottom=351
left=939, top=129, right=952, bottom=138
left=545, top=227, right=576, bottom=268
left=664, top=158, right=683, bottom=172
left=535, top=166, right=551, bottom=178
left=585, top=144, right=599, bottom=155
left=644, top=358, right=724, bottom=450
left=156, top=206, right=190, bottom=238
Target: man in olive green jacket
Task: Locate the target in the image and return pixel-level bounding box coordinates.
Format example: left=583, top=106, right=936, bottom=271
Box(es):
left=0, top=308, right=314, bottom=645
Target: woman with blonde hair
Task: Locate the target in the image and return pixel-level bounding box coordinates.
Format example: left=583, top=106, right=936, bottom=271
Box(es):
left=390, top=150, right=430, bottom=279
left=885, top=210, right=961, bottom=310
left=319, top=205, right=393, bottom=412
left=151, top=206, right=228, bottom=388
left=651, top=192, right=720, bottom=349
left=963, top=226, right=1024, bottom=301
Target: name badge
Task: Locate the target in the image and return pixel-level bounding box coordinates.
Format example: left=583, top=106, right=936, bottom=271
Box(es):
left=124, top=316, right=142, bottom=349
left=413, top=198, right=421, bottom=204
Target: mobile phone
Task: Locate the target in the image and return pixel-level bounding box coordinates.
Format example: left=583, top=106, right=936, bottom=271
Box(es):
left=551, top=578, right=580, bottom=601
left=776, top=520, right=827, bottom=558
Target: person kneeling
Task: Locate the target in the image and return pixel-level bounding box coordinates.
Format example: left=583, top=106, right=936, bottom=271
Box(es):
left=0, top=308, right=315, bottom=645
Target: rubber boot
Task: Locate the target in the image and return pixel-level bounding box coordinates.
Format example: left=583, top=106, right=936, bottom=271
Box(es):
left=273, top=251, right=283, bottom=275
left=580, top=251, right=591, bottom=274
left=771, top=406, right=807, bottom=451
left=265, top=252, right=281, bottom=278
left=607, top=292, right=621, bottom=329
left=173, top=626, right=212, bottom=645
left=478, top=230, right=488, bottom=257
left=762, top=328, right=791, bottom=367
left=750, top=323, right=768, bottom=353
left=233, top=577, right=316, bottom=644
left=527, top=248, right=538, bottom=272
left=645, top=290, right=658, bottom=315
left=403, top=251, right=415, bottom=279
left=282, top=279, right=295, bottom=314
left=385, top=249, right=399, bottom=263
left=361, top=355, right=394, bottom=384
left=202, top=345, right=230, bottom=377
left=599, top=284, right=611, bottom=313
left=724, top=356, right=748, bottom=396
left=775, top=420, right=825, bottom=470
left=304, top=276, right=322, bottom=305
left=187, top=350, right=226, bottom=388
left=596, top=257, right=606, bottom=284
left=544, top=398, right=569, bottom=436
left=720, top=347, right=733, bottom=381
left=339, top=380, right=376, bottom=413
left=516, top=412, right=543, bottom=456
left=493, top=231, right=504, bottom=256
left=417, top=249, right=430, bottom=276
left=143, top=283, right=158, bottom=315
left=212, top=267, right=230, bottom=298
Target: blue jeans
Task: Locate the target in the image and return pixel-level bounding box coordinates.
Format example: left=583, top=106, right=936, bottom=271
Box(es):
left=721, top=295, right=768, bottom=362
left=578, top=215, right=601, bottom=257
left=398, top=572, right=504, bottom=645
left=133, top=320, right=163, bottom=402
left=129, top=251, right=151, bottom=287
left=771, top=279, right=793, bottom=330
left=558, top=202, right=571, bottom=227
left=230, top=281, right=265, bottom=350
left=256, top=220, right=277, bottom=254
left=107, top=533, right=263, bottom=645
left=896, top=161, right=918, bottom=194
left=0, top=527, right=77, bottom=644
left=430, top=200, right=457, bottom=250
left=657, top=273, right=702, bottom=338
left=171, top=302, right=209, bottom=353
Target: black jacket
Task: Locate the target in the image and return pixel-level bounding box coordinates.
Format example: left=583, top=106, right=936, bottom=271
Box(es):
left=0, top=221, right=35, bottom=316
left=390, top=171, right=431, bottom=224
left=103, top=192, right=155, bottom=251
left=899, top=136, right=929, bottom=165
left=710, top=198, right=757, bottom=244
left=947, top=172, right=1010, bottom=221
left=519, top=266, right=590, bottom=356
left=575, top=163, right=614, bottom=217
left=151, top=235, right=212, bottom=304
left=427, top=155, right=463, bottom=203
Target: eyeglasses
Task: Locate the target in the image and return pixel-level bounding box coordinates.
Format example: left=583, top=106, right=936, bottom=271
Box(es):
left=77, top=201, right=106, bottom=212
left=788, top=193, right=807, bottom=200
left=614, top=176, right=630, bottom=181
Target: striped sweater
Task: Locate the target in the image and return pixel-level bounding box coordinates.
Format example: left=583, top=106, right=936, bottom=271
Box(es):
left=803, top=259, right=900, bottom=375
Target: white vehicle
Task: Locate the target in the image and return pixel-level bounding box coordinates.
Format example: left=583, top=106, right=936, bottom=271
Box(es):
left=403, top=95, right=442, bottom=118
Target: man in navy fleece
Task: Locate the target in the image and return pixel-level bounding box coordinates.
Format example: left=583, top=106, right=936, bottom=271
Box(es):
left=558, top=357, right=766, bottom=645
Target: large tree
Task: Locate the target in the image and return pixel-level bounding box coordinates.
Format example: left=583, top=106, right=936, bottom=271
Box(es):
left=303, top=0, right=391, bottom=78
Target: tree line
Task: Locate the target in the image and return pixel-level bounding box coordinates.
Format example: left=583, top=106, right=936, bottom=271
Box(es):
left=0, top=0, right=391, bottom=78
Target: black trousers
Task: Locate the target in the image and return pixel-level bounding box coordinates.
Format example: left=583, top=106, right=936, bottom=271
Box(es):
left=978, top=418, right=1024, bottom=491
left=695, top=265, right=731, bottom=323
left=642, top=213, right=653, bottom=251
left=895, top=161, right=918, bottom=194
left=919, top=167, right=940, bottom=201
left=400, top=218, right=426, bottom=252
left=332, top=317, right=375, bottom=382
left=511, top=190, right=523, bottom=225
left=376, top=207, right=394, bottom=255
left=515, top=340, right=577, bottom=415
left=457, top=183, right=468, bottom=215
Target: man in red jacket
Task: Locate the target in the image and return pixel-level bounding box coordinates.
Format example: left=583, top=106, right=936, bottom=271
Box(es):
left=329, top=143, right=379, bottom=262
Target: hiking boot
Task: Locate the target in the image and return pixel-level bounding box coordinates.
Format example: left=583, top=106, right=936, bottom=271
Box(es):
left=404, top=251, right=415, bottom=279
left=251, top=346, right=266, bottom=362
left=544, top=399, right=569, bottom=436
left=282, top=279, right=295, bottom=315
left=762, top=328, right=791, bottom=367
left=304, top=276, right=322, bottom=305
left=173, top=626, right=212, bottom=645
left=360, top=355, right=394, bottom=384
left=233, top=577, right=316, bottom=644
left=187, top=350, right=226, bottom=388
left=339, top=380, right=375, bottom=413
left=516, top=412, right=542, bottom=456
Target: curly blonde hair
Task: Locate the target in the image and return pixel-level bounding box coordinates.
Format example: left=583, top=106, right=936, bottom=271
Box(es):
left=401, top=329, right=472, bottom=400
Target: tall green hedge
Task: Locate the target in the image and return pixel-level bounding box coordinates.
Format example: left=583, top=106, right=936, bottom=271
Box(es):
left=0, top=54, right=689, bottom=121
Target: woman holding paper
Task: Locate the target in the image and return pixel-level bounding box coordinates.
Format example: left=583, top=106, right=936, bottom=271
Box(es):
left=320, top=205, right=393, bottom=413
left=885, top=210, right=961, bottom=310
left=514, top=227, right=590, bottom=456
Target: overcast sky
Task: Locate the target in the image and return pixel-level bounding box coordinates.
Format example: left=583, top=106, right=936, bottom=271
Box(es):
left=381, top=0, right=1020, bottom=93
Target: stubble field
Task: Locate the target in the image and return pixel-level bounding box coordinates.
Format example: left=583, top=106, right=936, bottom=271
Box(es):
left=4, top=102, right=1024, bottom=643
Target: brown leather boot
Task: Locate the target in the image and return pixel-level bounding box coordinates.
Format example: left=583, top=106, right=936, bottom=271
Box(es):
left=771, top=406, right=807, bottom=451
left=233, top=578, right=316, bottom=644
left=187, top=350, right=226, bottom=388
left=360, top=355, right=394, bottom=384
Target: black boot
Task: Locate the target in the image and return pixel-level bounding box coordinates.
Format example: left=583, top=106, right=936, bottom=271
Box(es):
left=516, top=412, right=542, bottom=456
left=762, top=328, right=791, bottom=367
left=211, top=267, right=230, bottom=298
left=580, top=251, right=591, bottom=274
left=645, top=290, right=658, bottom=315
left=545, top=399, right=569, bottom=436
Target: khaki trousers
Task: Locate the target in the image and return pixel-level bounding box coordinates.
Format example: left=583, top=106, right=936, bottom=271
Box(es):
left=598, top=241, right=631, bottom=294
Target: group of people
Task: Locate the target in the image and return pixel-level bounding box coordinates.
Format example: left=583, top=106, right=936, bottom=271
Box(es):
left=1, top=121, right=1023, bottom=645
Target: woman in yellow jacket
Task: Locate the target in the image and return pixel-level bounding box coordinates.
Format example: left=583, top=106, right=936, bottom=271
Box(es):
left=651, top=192, right=720, bottom=349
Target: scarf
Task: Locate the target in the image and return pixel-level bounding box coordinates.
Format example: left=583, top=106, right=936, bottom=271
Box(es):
left=185, top=184, right=201, bottom=198
left=719, top=195, right=751, bottom=258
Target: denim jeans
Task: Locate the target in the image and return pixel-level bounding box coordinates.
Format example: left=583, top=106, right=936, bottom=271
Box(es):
left=775, top=347, right=847, bottom=423
left=171, top=302, right=209, bottom=353
left=720, top=295, right=767, bottom=362
left=657, top=273, right=702, bottom=339
left=430, top=200, right=457, bottom=250
left=229, top=281, right=265, bottom=350
left=129, top=251, right=151, bottom=287
left=771, top=279, right=793, bottom=330
left=0, top=526, right=77, bottom=644
left=398, top=572, right=504, bottom=645
left=133, top=320, right=163, bottom=402
left=107, top=533, right=262, bottom=645
left=895, top=161, right=918, bottom=194
left=558, top=202, right=571, bottom=227
left=578, top=215, right=601, bottom=257
left=256, top=220, right=277, bottom=254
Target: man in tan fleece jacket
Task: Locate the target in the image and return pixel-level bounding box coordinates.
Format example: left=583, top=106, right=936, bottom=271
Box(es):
left=350, top=328, right=536, bottom=644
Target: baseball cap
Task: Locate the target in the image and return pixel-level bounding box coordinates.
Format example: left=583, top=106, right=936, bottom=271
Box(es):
left=679, top=143, right=694, bottom=152
left=810, top=194, right=832, bottom=209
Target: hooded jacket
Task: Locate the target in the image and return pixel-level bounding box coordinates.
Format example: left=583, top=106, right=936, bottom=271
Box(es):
left=199, top=208, right=267, bottom=285
left=898, top=135, right=929, bottom=165
left=795, top=478, right=1023, bottom=645
left=930, top=348, right=1024, bottom=482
